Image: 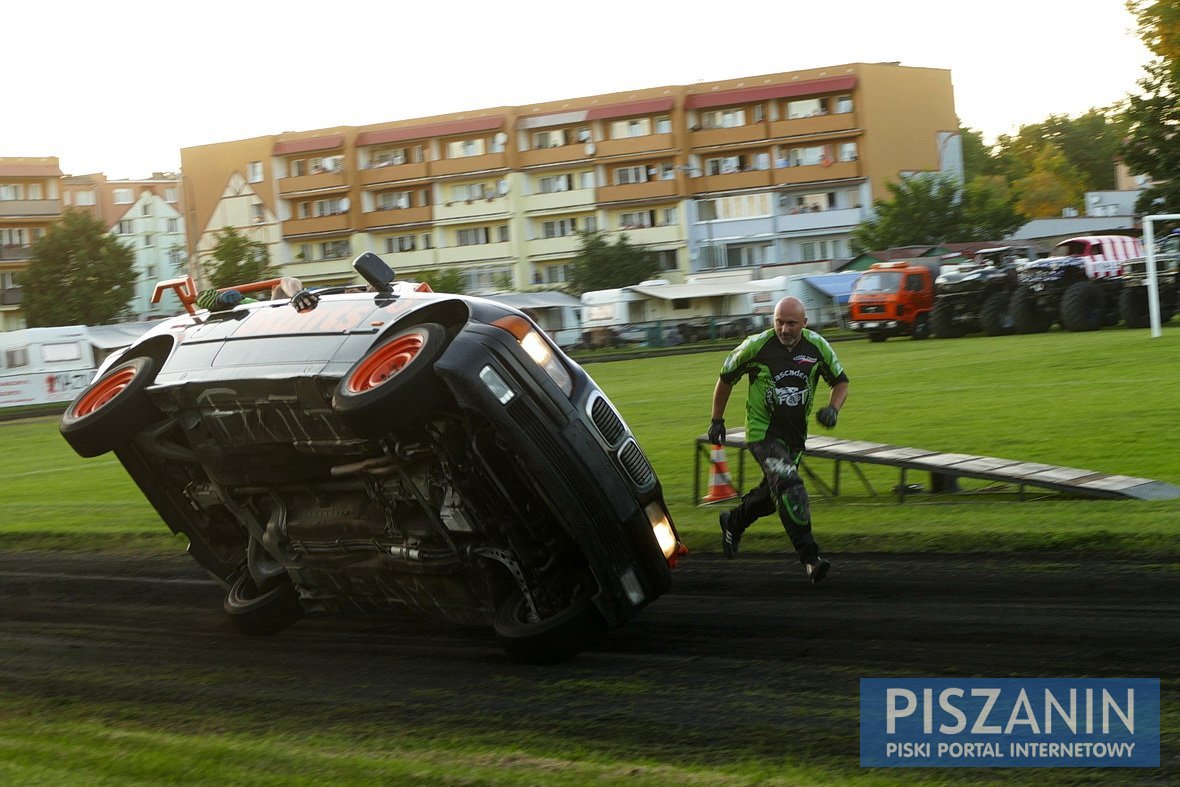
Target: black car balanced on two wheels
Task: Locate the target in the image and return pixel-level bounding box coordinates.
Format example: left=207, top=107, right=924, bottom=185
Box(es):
left=61, top=253, right=684, bottom=663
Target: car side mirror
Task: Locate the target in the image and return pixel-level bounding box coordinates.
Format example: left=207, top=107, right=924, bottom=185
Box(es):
left=353, top=252, right=395, bottom=294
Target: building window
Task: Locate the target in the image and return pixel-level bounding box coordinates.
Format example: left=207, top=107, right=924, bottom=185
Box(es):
left=372, top=148, right=408, bottom=167
left=385, top=235, right=416, bottom=253
left=752, top=104, right=765, bottom=123
left=613, top=166, right=647, bottom=185
left=533, top=130, right=566, bottom=149
left=838, top=142, right=858, bottom=162
left=575, top=127, right=591, bottom=143
left=541, top=218, right=577, bottom=238
left=457, top=227, right=491, bottom=246
left=790, top=145, right=828, bottom=167
left=705, top=155, right=746, bottom=176
left=652, top=250, right=678, bottom=272
left=698, top=199, right=717, bottom=221
left=619, top=211, right=652, bottom=229
left=28, top=183, right=42, bottom=200
left=655, top=116, right=671, bottom=134
left=537, top=174, right=571, bottom=193
left=113, top=188, right=134, bottom=204
left=726, top=243, right=774, bottom=268
left=247, top=161, right=263, bottom=182
left=451, top=182, right=492, bottom=202
left=310, top=155, right=343, bottom=174
left=143, top=234, right=153, bottom=247
left=786, top=97, right=827, bottom=119
left=118, top=220, right=134, bottom=235
left=835, top=95, right=854, bottom=113
left=314, top=198, right=347, bottom=216
left=142, top=203, right=151, bottom=216
left=801, top=240, right=831, bottom=262
left=609, top=118, right=651, bottom=139
left=297, top=201, right=310, bottom=219
left=447, top=138, right=486, bottom=158
left=580, top=171, right=595, bottom=190
left=583, top=215, right=597, bottom=232
left=291, top=160, right=306, bottom=177
left=0, top=185, right=24, bottom=200
left=75, top=190, right=97, bottom=206
left=421, top=233, right=434, bottom=249
left=249, top=204, right=264, bottom=223
left=498, top=225, right=510, bottom=243
left=701, top=108, right=746, bottom=129
left=165, top=188, right=177, bottom=202
left=379, top=191, right=413, bottom=211
left=321, top=240, right=350, bottom=258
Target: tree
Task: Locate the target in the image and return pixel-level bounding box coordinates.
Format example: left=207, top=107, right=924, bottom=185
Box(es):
left=1013, top=145, right=1087, bottom=218
left=1121, top=1, right=1180, bottom=214
left=205, top=226, right=272, bottom=288
left=566, top=231, right=659, bottom=295
left=960, top=176, right=1027, bottom=240
left=23, top=210, right=137, bottom=327
left=852, top=175, right=964, bottom=250
left=992, top=110, right=1123, bottom=192
left=418, top=267, right=467, bottom=294
left=960, top=127, right=1002, bottom=182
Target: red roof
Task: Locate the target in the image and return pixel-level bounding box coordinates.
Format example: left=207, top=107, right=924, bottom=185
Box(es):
left=356, top=116, right=504, bottom=146
left=686, top=76, right=857, bottom=109
left=273, top=134, right=346, bottom=155
left=585, top=98, right=674, bottom=121
left=0, top=164, right=63, bottom=177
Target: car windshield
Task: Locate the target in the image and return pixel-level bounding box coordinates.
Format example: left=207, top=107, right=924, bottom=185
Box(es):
left=853, top=271, right=902, bottom=293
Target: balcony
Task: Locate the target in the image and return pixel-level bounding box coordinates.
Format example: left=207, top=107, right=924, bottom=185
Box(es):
left=771, top=160, right=860, bottom=186
left=518, top=145, right=594, bottom=168
left=436, top=241, right=513, bottom=265
left=1, top=287, right=22, bottom=306
left=0, top=199, right=63, bottom=218
left=596, top=180, right=679, bottom=204
left=769, top=111, right=858, bottom=140
left=688, top=124, right=770, bottom=148
left=525, top=235, right=583, bottom=258
left=434, top=196, right=512, bottom=223
left=282, top=257, right=357, bottom=283
left=775, top=206, right=864, bottom=234
left=278, top=170, right=349, bottom=196
left=594, top=133, right=674, bottom=159
left=692, top=169, right=773, bottom=193
left=0, top=245, right=33, bottom=261
left=430, top=152, right=507, bottom=178
left=520, top=188, right=595, bottom=213
left=281, top=213, right=351, bottom=237
left=358, top=205, right=432, bottom=230
left=369, top=248, right=437, bottom=270
left=610, top=224, right=684, bottom=246
left=358, top=161, right=429, bottom=187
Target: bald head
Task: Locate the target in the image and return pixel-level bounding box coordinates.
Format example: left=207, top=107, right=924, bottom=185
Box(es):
left=773, top=297, right=807, bottom=347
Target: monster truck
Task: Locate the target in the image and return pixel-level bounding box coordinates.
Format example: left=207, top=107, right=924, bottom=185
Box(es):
left=1118, top=229, right=1179, bottom=328
left=1010, top=235, right=1143, bottom=333
left=930, top=245, right=1041, bottom=338
left=60, top=253, right=684, bottom=663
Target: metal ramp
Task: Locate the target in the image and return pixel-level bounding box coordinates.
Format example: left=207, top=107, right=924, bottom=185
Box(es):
left=694, top=430, right=1180, bottom=503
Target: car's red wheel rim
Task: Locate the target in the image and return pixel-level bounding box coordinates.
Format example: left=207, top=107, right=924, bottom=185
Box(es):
left=72, top=365, right=138, bottom=417
left=347, top=333, right=425, bottom=393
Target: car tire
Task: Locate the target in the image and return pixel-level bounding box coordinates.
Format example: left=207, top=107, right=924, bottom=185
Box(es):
left=931, top=302, right=964, bottom=338
left=59, top=355, right=163, bottom=458
left=1119, top=287, right=1150, bottom=329
left=223, top=568, right=304, bottom=636
left=1060, top=281, right=1104, bottom=332
left=981, top=290, right=1016, bottom=335
left=331, top=322, right=450, bottom=436
left=868, top=332, right=887, bottom=343
left=494, top=590, right=605, bottom=664
left=911, top=314, right=931, bottom=340
left=1010, top=287, right=1051, bottom=334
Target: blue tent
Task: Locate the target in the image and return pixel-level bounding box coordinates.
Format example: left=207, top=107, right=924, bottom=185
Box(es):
left=802, top=272, right=860, bottom=305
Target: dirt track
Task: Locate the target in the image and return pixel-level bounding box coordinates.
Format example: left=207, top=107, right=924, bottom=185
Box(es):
left=0, top=550, right=1176, bottom=775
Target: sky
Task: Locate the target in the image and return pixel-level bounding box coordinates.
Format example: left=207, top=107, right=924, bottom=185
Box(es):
left=5, top=0, right=1153, bottom=180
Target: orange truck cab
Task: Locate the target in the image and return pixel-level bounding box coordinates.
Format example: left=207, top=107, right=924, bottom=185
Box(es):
left=848, top=260, right=938, bottom=342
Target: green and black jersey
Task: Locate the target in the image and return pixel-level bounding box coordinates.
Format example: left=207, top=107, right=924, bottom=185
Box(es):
left=719, top=328, right=848, bottom=451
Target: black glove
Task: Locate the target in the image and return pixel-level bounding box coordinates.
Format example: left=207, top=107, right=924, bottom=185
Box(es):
left=816, top=406, right=839, bottom=428
left=708, top=418, right=726, bottom=445
left=291, top=288, right=319, bottom=313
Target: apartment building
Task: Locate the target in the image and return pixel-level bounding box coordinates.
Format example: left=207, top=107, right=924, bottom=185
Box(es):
left=0, top=157, right=65, bottom=331
left=61, top=173, right=188, bottom=319
left=180, top=61, right=961, bottom=294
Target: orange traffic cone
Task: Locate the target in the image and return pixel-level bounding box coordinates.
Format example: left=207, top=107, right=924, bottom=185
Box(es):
left=701, top=444, right=739, bottom=504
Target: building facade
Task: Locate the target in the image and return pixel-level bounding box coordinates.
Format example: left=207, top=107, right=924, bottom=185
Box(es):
left=181, top=61, right=961, bottom=293
left=61, top=173, right=189, bottom=320
left=0, top=157, right=64, bottom=331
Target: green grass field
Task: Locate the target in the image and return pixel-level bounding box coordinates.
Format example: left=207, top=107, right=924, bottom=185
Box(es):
left=1, top=327, right=1177, bottom=785
left=2, top=327, right=1179, bottom=555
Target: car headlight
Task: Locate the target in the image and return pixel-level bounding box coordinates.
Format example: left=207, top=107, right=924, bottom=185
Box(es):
left=645, top=501, right=681, bottom=562
left=492, top=315, right=573, bottom=397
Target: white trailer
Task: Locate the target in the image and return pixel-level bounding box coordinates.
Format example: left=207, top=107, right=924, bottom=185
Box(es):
left=0, top=326, right=97, bottom=408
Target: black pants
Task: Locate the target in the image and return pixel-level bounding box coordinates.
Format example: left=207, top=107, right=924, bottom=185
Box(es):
left=726, top=439, right=818, bottom=564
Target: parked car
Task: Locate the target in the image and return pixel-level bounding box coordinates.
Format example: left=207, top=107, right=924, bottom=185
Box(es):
left=60, top=253, right=684, bottom=663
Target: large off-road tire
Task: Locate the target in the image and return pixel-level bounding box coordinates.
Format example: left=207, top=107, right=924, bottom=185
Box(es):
left=910, top=314, right=931, bottom=340
left=1010, top=287, right=1051, bottom=334
left=1060, top=280, right=1104, bottom=332
left=60, top=355, right=162, bottom=458
left=931, top=302, right=964, bottom=338
left=868, top=332, right=887, bottom=343
left=331, top=322, right=449, bottom=436
left=494, top=590, right=605, bottom=664
left=981, top=290, right=1016, bottom=336
left=224, top=569, right=304, bottom=636
left=1119, top=287, right=1150, bottom=329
